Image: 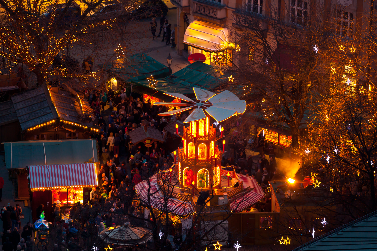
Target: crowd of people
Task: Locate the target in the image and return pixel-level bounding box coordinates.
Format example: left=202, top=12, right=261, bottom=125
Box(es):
left=150, top=15, right=175, bottom=47
left=0, top=205, right=34, bottom=251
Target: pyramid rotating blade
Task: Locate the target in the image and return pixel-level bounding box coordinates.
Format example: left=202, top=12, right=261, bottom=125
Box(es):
left=154, top=102, right=191, bottom=107
left=193, top=87, right=215, bottom=102
left=163, top=92, right=195, bottom=103
left=205, top=106, right=236, bottom=123
left=158, top=107, right=194, bottom=116
left=212, top=100, right=246, bottom=114
left=208, top=90, right=240, bottom=104
left=184, top=108, right=206, bottom=123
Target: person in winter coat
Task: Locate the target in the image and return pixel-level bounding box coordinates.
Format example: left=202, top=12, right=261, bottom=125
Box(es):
left=3, top=236, right=13, bottom=251
left=11, top=227, right=20, bottom=251
left=150, top=18, right=157, bottom=39
left=113, top=133, right=121, bottom=155
left=166, top=24, right=171, bottom=45
left=161, top=19, right=168, bottom=42
left=107, top=132, right=114, bottom=152
left=132, top=169, right=142, bottom=185
left=170, top=27, right=175, bottom=48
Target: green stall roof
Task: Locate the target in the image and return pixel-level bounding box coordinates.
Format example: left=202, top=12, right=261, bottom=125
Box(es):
left=131, top=61, right=225, bottom=94
left=3, top=139, right=98, bottom=169
left=100, top=53, right=171, bottom=82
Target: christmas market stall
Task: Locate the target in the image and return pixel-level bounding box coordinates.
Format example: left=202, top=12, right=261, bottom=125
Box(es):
left=3, top=139, right=99, bottom=221
left=8, top=84, right=99, bottom=141
left=129, top=122, right=164, bottom=151
left=29, top=163, right=98, bottom=221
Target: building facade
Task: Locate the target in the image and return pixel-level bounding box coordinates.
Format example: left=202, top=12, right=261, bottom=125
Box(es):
left=172, top=0, right=375, bottom=66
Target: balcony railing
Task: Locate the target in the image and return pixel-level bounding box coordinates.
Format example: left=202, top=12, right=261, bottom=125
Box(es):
left=170, top=0, right=189, bottom=7
left=193, top=0, right=227, bottom=24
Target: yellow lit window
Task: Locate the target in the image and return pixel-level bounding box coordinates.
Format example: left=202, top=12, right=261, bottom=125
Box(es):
left=198, top=143, right=207, bottom=160
left=188, top=142, right=195, bottom=159
left=206, top=116, right=209, bottom=136
left=191, top=121, right=197, bottom=137
left=199, top=119, right=205, bottom=136
left=210, top=141, right=214, bottom=157
left=197, top=168, right=209, bottom=188
left=184, top=139, right=187, bottom=157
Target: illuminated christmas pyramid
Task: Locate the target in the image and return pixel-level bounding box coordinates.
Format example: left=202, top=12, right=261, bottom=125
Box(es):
left=154, top=87, right=246, bottom=191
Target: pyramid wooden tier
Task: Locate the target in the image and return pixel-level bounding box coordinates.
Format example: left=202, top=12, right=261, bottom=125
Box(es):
left=154, top=87, right=246, bottom=191
left=178, top=116, right=223, bottom=190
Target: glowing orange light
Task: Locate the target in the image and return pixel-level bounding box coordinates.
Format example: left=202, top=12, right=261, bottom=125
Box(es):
left=287, top=178, right=295, bottom=184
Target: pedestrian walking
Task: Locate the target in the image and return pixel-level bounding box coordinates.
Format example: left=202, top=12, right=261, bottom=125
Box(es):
left=150, top=18, right=157, bottom=40
left=170, top=27, right=176, bottom=48
left=0, top=175, right=4, bottom=201
left=166, top=24, right=171, bottom=45
left=161, top=19, right=168, bottom=42
left=157, top=15, right=166, bottom=37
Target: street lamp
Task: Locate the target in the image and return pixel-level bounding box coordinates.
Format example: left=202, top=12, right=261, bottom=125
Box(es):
left=167, top=53, right=172, bottom=68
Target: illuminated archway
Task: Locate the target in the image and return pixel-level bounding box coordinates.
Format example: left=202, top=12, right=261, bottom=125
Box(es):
left=197, top=168, right=209, bottom=188
left=198, top=143, right=207, bottom=160
left=188, top=142, right=195, bottom=159
left=183, top=167, right=193, bottom=187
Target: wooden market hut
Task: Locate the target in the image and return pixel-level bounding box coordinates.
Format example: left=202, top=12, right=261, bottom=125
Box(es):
left=10, top=84, right=99, bottom=141
left=129, top=124, right=164, bottom=151
left=3, top=139, right=99, bottom=222
left=0, top=100, right=21, bottom=151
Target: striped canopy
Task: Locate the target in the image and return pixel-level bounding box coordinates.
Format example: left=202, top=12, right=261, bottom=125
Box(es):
left=29, top=163, right=98, bottom=189
left=230, top=174, right=265, bottom=212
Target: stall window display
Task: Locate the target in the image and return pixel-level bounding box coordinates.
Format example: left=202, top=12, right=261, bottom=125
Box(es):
left=188, top=46, right=233, bottom=66
left=52, top=187, right=83, bottom=205
left=188, top=142, right=195, bottom=159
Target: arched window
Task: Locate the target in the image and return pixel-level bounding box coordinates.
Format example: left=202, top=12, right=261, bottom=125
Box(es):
left=197, top=168, right=209, bottom=188
left=198, top=143, right=207, bottom=160
left=210, top=141, right=214, bottom=157
left=183, top=167, right=193, bottom=187
left=199, top=119, right=205, bottom=136
left=188, top=142, right=195, bottom=159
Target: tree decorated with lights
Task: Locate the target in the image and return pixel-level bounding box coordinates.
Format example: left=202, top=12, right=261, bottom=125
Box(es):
left=0, top=0, right=140, bottom=85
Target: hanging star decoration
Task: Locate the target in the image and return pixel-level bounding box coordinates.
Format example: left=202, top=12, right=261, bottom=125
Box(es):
left=159, top=231, right=163, bottom=239
left=314, top=179, right=321, bottom=188
left=213, top=241, right=222, bottom=250
left=321, top=218, right=327, bottom=227
left=279, top=236, right=291, bottom=245
left=92, top=247, right=99, bottom=251
left=105, top=245, right=113, bottom=251
left=234, top=241, right=242, bottom=251
left=228, top=75, right=234, bottom=82
left=313, top=45, right=319, bottom=53
left=312, top=227, right=316, bottom=238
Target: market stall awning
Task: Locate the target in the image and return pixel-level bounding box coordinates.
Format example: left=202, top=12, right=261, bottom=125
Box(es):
left=230, top=174, right=265, bottom=212
left=29, top=163, right=98, bottom=190
left=184, top=21, right=228, bottom=52
left=135, top=175, right=195, bottom=216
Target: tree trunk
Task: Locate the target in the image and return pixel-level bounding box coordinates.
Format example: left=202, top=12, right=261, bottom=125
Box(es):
left=291, top=128, right=300, bottom=149
left=33, top=67, right=46, bottom=86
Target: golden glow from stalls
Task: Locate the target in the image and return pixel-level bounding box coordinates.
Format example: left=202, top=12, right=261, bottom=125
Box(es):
left=178, top=162, right=182, bottom=183
left=183, top=167, right=191, bottom=187
left=197, top=168, right=209, bottom=188
left=183, top=139, right=187, bottom=157
left=199, top=119, right=205, bottom=136
left=198, top=143, right=207, bottom=160
left=213, top=166, right=220, bottom=186
left=210, top=141, right=214, bottom=157
left=188, top=142, right=195, bottom=159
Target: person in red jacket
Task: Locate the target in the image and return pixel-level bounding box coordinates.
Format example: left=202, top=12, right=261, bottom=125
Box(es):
left=132, top=170, right=142, bottom=185
left=0, top=176, right=4, bottom=202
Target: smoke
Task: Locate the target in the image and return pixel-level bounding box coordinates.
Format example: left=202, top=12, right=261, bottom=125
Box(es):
left=276, top=157, right=301, bottom=179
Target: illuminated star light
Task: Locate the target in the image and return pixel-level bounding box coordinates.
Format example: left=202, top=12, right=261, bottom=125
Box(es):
left=334, top=147, right=338, bottom=154
left=105, top=245, right=113, bottom=251
left=92, top=247, right=99, bottom=251
left=234, top=241, right=242, bottom=251
left=279, top=236, right=291, bottom=245
left=159, top=231, right=163, bottom=239
left=305, top=149, right=311, bottom=154
left=213, top=241, right=222, bottom=250
left=228, top=75, right=234, bottom=82
left=326, top=155, right=330, bottom=164
left=313, top=45, right=319, bottom=53
left=321, top=218, right=327, bottom=226
left=312, top=227, right=315, bottom=238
